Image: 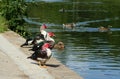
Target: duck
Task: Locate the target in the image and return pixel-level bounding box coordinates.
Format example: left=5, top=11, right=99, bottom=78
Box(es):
left=40, top=24, right=48, bottom=39
left=20, top=34, right=45, bottom=47
left=20, top=24, right=47, bottom=47
left=45, top=32, right=55, bottom=43
left=98, top=25, right=112, bottom=32
left=63, top=23, right=76, bottom=30
left=30, top=32, right=56, bottom=51
left=27, top=43, right=52, bottom=67
left=54, top=41, right=65, bottom=50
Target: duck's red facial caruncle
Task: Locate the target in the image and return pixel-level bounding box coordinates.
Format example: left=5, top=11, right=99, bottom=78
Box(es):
left=42, top=43, right=51, bottom=50
left=48, top=32, right=55, bottom=37
left=41, top=24, right=47, bottom=30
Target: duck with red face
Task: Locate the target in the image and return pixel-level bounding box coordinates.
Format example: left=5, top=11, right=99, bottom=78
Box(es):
left=27, top=43, right=52, bottom=67
left=30, top=32, right=56, bottom=51
left=20, top=24, right=47, bottom=47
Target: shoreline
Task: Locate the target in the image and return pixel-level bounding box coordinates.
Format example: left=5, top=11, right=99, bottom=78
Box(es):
left=0, top=31, right=83, bottom=79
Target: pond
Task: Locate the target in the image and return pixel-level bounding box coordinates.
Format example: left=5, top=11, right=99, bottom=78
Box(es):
left=26, top=0, right=120, bottom=79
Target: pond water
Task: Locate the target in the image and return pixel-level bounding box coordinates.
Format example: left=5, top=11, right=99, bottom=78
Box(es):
left=26, top=0, right=120, bottom=79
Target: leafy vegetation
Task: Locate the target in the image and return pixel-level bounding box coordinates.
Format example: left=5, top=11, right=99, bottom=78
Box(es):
left=0, top=0, right=30, bottom=36
left=0, top=15, right=8, bottom=33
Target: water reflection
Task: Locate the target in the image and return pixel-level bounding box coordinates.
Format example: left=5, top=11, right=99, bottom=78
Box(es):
left=53, top=31, right=120, bottom=79
left=26, top=0, right=120, bottom=79
left=26, top=0, right=66, bottom=2
left=24, top=17, right=120, bottom=33
left=39, top=0, right=64, bottom=2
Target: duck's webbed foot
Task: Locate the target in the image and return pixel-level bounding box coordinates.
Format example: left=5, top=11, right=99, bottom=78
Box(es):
left=39, top=61, right=47, bottom=68
left=20, top=43, right=28, bottom=47
left=40, top=65, right=47, bottom=68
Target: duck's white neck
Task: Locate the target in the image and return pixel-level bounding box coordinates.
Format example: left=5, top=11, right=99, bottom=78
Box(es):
left=40, top=30, right=47, bottom=38
left=46, top=48, right=52, bottom=57
left=45, top=34, right=55, bottom=42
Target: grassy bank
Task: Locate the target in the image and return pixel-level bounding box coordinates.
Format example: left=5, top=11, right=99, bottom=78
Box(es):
left=0, top=15, right=8, bottom=33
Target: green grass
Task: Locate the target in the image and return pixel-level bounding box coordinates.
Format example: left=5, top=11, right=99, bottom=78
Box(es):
left=0, top=15, right=8, bottom=33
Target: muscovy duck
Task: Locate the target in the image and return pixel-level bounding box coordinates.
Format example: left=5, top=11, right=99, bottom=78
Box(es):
left=20, top=24, right=47, bottom=47
left=27, top=43, right=52, bottom=67
left=31, top=32, right=56, bottom=51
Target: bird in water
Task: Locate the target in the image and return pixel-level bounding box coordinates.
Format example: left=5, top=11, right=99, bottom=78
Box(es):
left=98, top=25, right=112, bottom=32
left=54, top=41, right=65, bottom=50
left=63, top=23, right=76, bottom=30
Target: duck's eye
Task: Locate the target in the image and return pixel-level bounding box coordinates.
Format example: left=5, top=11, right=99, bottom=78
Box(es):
left=58, top=43, right=62, bottom=45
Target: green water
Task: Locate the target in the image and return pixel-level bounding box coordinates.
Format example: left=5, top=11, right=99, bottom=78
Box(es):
left=27, top=0, right=120, bottom=26
left=26, top=0, right=120, bottom=79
